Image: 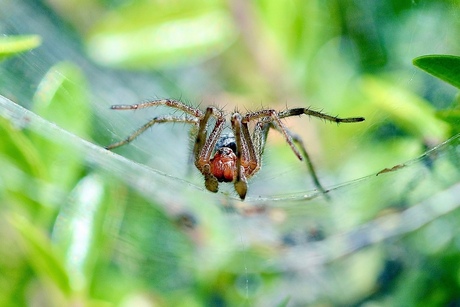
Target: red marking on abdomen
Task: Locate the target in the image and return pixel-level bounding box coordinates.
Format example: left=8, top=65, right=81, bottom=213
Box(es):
left=210, top=147, right=237, bottom=182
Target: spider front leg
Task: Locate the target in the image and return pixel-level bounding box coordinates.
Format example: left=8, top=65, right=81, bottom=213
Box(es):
left=230, top=113, right=249, bottom=200
left=242, top=109, right=303, bottom=160
left=194, top=107, right=226, bottom=193
left=276, top=107, right=365, bottom=196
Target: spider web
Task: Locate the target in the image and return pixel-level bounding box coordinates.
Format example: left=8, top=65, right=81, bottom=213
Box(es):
left=1, top=0, right=460, bottom=305
left=3, top=88, right=460, bottom=304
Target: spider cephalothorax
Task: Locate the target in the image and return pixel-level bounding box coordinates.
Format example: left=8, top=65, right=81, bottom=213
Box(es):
left=106, top=99, right=364, bottom=200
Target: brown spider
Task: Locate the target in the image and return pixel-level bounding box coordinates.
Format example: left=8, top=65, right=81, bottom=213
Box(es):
left=105, top=99, right=364, bottom=200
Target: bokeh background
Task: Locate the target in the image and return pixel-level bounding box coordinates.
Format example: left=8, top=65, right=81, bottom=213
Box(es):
left=1, top=0, right=460, bottom=306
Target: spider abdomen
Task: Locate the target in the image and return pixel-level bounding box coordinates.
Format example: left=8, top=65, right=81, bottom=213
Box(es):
left=210, top=147, right=237, bottom=182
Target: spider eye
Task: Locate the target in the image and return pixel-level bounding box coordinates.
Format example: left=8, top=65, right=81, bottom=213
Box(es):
left=226, top=142, right=237, bottom=153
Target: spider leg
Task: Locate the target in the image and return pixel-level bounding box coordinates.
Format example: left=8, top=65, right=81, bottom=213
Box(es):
left=241, top=122, right=260, bottom=177
left=105, top=115, right=198, bottom=150
left=231, top=113, right=248, bottom=199
left=257, top=122, right=330, bottom=198
left=110, top=98, right=204, bottom=118
left=242, top=109, right=303, bottom=161
left=286, top=129, right=330, bottom=197
left=278, top=108, right=364, bottom=123
left=252, top=120, right=270, bottom=159
left=273, top=107, right=364, bottom=197
left=194, top=107, right=226, bottom=193
left=193, top=106, right=224, bottom=158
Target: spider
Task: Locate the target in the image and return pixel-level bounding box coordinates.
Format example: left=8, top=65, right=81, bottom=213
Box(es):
left=105, top=99, right=364, bottom=200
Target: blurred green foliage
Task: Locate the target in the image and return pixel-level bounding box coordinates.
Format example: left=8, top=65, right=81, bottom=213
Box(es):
left=1, top=0, right=460, bottom=306
left=414, top=54, right=460, bottom=136
left=0, top=35, right=41, bottom=60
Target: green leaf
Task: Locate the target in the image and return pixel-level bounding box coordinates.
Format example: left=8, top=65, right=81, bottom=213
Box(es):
left=0, top=35, right=41, bottom=60
left=52, top=174, right=107, bottom=292
left=361, top=76, right=450, bottom=140
left=413, top=55, right=460, bottom=89
left=33, top=62, right=91, bottom=136
left=436, top=109, right=460, bottom=134
left=0, top=117, right=51, bottom=216
left=0, top=117, right=46, bottom=181
left=32, top=62, right=91, bottom=194
left=86, top=1, right=237, bottom=69
left=9, top=214, right=72, bottom=296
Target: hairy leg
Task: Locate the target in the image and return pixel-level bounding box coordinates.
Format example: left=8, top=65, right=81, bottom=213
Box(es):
left=231, top=113, right=249, bottom=200
left=110, top=98, right=204, bottom=118
left=194, top=107, right=226, bottom=193
left=278, top=108, right=364, bottom=123
left=105, top=115, right=198, bottom=150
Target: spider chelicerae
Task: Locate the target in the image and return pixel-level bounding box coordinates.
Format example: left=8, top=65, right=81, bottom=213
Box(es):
left=105, top=99, right=364, bottom=200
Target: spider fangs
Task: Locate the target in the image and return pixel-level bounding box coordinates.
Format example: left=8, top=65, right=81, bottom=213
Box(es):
left=105, top=99, right=365, bottom=200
